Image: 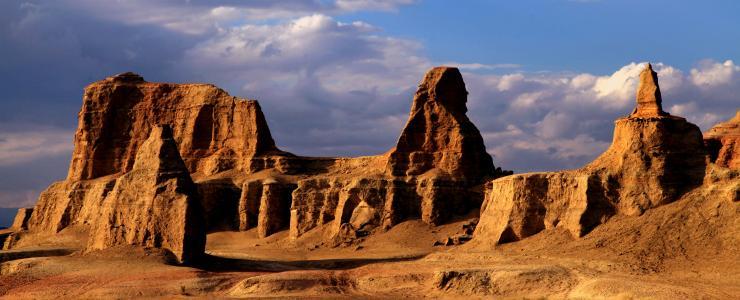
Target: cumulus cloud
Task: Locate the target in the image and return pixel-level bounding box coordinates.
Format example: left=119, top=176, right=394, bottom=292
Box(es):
left=464, top=60, right=740, bottom=172
left=176, top=14, right=431, bottom=156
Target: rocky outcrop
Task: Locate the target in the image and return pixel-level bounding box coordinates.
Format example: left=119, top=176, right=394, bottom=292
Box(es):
left=705, top=110, right=740, bottom=169
left=22, top=72, right=295, bottom=243
left=387, top=67, right=494, bottom=179
left=475, top=64, right=707, bottom=244
left=18, top=66, right=503, bottom=252
left=87, top=125, right=206, bottom=263
left=10, top=208, right=33, bottom=230
left=288, top=67, right=501, bottom=240
left=239, top=178, right=297, bottom=238
left=631, top=63, right=667, bottom=117
left=68, top=72, right=286, bottom=181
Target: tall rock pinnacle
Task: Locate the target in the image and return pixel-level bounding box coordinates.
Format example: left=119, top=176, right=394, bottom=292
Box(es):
left=632, top=63, right=666, bottom=117
left=386, top=67, right=494, bottom=179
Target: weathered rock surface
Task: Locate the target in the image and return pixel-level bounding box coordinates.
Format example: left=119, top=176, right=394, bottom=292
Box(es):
left=387, top=67, right=494, bottom=179
left=10, top=208, right=33, bottom=230
left=705, top=110, right=740, bottom=169
left=239, top=178, right=297, bottom=238
left=475, top=64, right=707, bottom=244
left=68, top=72, right=286, bottom=181
left=17, top=66, right=503, bottom=254
left=87, top=125, right=206, bottom=263
left=289, top=67, right=501, bottom=240
left=631, top=63, right=666, bottom=117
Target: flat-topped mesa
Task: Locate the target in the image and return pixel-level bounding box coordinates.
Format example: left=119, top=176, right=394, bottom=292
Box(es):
left=67, top=72, right=285, bottom=181
left=631, top=63, right=667, bottom=117
left=704, top=110, right=740, bottom=169
left=387, top=67, right=494, bottom=179
left=87, top=125, right=206, bottom=264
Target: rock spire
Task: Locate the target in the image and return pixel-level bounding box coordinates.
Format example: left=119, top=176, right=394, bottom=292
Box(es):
left=632, top=63, right=666, bottom=117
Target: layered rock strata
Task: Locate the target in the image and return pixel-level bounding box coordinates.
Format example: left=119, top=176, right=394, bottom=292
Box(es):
left=16, top=67, right=503, bottom=256
left=68, top=72, right=287, bottom=181
left=475, top=64, right=707, bottom=244
left=289, top=67, right=500, bottom=239
left=87, top=125, right=206, bottom=263
left=704, top=110, right=740, bottom=169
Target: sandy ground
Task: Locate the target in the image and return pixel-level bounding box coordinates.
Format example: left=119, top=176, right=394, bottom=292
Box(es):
left=1, top=200, right=738, bottom=299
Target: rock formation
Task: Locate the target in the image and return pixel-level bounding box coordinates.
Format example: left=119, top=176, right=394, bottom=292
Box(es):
left=289, top=67, right=502, bottom=240
left=10, top=208, right=33, bottom=230
left=475, top=63, right=707, bottom=244
left=67, top=72, right=287, bottom=181
left=12, top=67, right=504, bottom=256
left=705, top=110, right=740, bottom=169
left=631, top=63, right=666, bottom=117
left=387, top=67, right=494, bottom=179
left=23, top=72, right=294, bottom=239
left=87, top=125, right=206, bottom=263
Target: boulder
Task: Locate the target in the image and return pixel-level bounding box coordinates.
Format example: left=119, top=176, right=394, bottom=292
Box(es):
left=87, top=125, right=206, bottom=263
left=705, top=110, right=740, bottom=169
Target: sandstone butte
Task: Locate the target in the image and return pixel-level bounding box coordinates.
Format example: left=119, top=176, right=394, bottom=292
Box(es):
left=3, top=67, right=511, bottom=260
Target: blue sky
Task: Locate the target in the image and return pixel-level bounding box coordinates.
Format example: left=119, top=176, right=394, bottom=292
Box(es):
left=340, top=0, right=740, bottom=73
left=0, top=0, right=738, bottom=208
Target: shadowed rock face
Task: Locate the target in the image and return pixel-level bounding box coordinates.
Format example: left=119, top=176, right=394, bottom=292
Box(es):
left=475, top=64, right=707, bottom=244
left=704, top=111, right=740, bottom=169
left=87, top=125, right=206, bottom=264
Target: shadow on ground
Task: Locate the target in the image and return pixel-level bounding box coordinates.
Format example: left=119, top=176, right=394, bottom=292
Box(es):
left=193, top=253, right=426, bottom=272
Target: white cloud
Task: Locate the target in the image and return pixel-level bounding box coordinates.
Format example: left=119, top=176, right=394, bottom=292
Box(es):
left=690, top=59, right=739, bottom=88
left=464, top=59, right=740, bottom=172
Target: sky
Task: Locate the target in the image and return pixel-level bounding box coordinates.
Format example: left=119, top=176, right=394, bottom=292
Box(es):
left=0, top=0, right=739, bottom=208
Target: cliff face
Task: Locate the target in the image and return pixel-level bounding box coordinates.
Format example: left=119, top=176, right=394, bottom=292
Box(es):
left=705, top=111, right=740, bottom=169
left=68, top=72, right=284, bottom=181
left=475, top=64, right=708, bottom=244
left=15, top=67, right=502, bottom=258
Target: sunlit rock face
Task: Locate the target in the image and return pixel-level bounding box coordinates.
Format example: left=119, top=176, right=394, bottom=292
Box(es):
left=14, top=67, right=506, bottom=256
left=705, top=110, right=740, bottom=169
left=86, top=125, right=206, bottom=264
left=387, top=67, right=495, bottom=180
left=475, top=64, right=707, bottom=244
left=67, top=72, right=284, bottom=181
